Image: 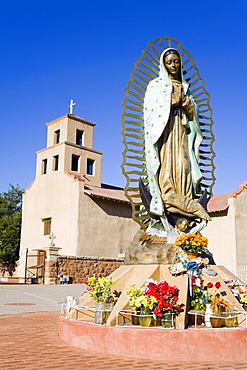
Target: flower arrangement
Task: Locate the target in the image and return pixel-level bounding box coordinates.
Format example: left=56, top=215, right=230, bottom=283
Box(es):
left=145, top=281, right=182, bottom=317
left=125, top=285, right=157, bottom=310
left=190, top=275, right=204, bottom=310
left=206, top=281, right=231, bottom=315
left=223, top=277, right=247, bottom=310
left=173, top=233, right=208, bottom=254
left=84, top=276, right=116, bottom=302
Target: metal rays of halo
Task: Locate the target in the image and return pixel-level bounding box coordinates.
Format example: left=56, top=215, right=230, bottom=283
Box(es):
left=121, top=36, right=216, bottom=229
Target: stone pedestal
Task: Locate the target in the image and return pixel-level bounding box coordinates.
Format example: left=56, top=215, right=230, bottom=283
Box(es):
left=43, top=246, right=61, bottom=284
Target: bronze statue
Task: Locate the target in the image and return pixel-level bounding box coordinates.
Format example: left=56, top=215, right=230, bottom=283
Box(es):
left=144, top=48, right=210, bottom=222
left=122, top=37, right=215, bottom=229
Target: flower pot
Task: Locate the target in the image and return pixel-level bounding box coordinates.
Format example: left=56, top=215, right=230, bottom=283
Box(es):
left=151, top=315, right=161, bottom=327
left=131, top=313, right=140, bottom=325
left=139, top=306, right=151, bottom=327
left=191, top=312, right=204, bottom=326
left=224, top=315, right=235, bottom=328
left=210, top=316, right=222, bottom=328
left=139, top=315, right=152, bottom=327
left=162, top=313, right=174, bottom=328
left=186, top=252, right=199, bottom=260
left=95, top=302, right=106, bottom=324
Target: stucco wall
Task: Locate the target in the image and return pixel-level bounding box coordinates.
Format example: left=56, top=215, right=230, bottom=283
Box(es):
left=203, top=198, right=237, bottom=273
left=16, top=174, right=83, bottom=277
left=235, top=189, right=247, bottom=270
left=77, top=194, right=139, bottom=258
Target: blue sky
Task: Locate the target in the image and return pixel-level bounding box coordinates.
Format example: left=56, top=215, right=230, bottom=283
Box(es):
left=0, top=0, right=246, bottom=195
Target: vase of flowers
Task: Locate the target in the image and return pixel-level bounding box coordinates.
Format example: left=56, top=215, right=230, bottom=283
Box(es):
left=173, top=233, right=208, bottom=258
left=84, top=276, right=116, bottom=324
left=209, top=281, right=231, bottom=328
left=126, top=285, right=157, bottom=327
left=190, top=275, right=205, bottom=325
left=145, top=280, right=182, bottom=329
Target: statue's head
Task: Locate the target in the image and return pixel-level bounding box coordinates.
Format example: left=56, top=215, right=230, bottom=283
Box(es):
left=163, top=49, right=181, bottom=81
left=175, top=217, right=189, bottom=232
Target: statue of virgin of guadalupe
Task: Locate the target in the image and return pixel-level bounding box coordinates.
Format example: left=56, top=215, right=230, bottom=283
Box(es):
left=144, top=48, right=210, bottom=221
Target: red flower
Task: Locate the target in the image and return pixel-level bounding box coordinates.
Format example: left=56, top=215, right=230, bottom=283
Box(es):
left=191, top=276, right=197, bottom=283
left=207, top=282, right=213, bottom=289
left=154, top=308, right=162, bottom=317
left=215, top=282, right=221, bottom=289
left=201, top=280, right=204, bottom=285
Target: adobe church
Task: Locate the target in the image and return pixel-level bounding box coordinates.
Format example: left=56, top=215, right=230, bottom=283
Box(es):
left=10, top=112, right=247, bottom=284
left=15, top=113, right=139, bottom=281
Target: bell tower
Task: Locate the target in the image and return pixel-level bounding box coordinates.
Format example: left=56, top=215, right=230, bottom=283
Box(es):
left=36, top=114, right=102, bottom=187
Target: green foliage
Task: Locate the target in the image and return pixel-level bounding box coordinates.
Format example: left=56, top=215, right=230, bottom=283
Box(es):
left=0, top=184, right=23, bottom=267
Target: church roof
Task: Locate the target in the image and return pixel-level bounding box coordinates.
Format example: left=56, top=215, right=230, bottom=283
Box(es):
left=46, top=114, right=96, bottom=127
left=208, top=181, right=247, bottom=213
left=65, top=171, right=247, bottom=213
left=84, top=184, right=131, bottom=203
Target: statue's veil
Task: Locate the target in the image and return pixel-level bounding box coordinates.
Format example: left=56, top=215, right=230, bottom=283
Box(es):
left=121, top=37, right=215, bottom=228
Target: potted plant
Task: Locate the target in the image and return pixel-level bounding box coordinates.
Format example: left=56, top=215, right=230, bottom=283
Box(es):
left=208, top=281, right=232, bottom=328
left=145, top=281, right=182, bottom=328
left=126, top=285, right=157, bottom=327
left=173, top=233, right=208, bottom=259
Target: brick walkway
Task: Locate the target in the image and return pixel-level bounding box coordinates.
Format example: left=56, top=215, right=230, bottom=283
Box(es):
left=0, top=312, right=246, bottom=369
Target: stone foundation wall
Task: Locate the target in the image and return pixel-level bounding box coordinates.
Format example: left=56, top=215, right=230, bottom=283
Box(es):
left=45, top=256, right=124, bottom=284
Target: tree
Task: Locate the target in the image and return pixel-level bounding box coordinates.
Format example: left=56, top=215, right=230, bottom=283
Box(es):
left=0, top=184, right=23, bottom=274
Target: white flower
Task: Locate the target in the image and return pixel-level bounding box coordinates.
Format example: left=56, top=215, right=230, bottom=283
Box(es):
left=195, top=278, right=201, bottom=287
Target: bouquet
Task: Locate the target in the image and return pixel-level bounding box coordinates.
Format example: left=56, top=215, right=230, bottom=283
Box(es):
left=126, top=285, right=157, bottom=311
left=173, top=233, right=208, bottom=254
left=145, top=281, right=182, bottom=317
left=84, top=276, right=116, bottom=302
left=191, top=275, right=204, bottom=310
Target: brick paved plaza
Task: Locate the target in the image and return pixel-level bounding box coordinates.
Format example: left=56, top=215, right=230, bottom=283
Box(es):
left=0, top=284, right=246, bottom=369
left=1, top=311, right=247, bottom=369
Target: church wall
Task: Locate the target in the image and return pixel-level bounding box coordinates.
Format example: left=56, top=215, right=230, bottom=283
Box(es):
left=77, top=194, right=139, bottom=258
left=203, top=198, right=237, bottom=274
left=64, top=144, right=102, bottom=187
left=16, top=174, right=83, bottom=277
left=234, top=189, right=247, bottom=278
left=36, top=144, right=65, bottom=178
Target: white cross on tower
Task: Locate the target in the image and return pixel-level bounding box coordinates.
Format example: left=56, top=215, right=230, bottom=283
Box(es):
left=68, top=99, right=76, bottom=114
left=49, top=232, right=56, bottom=246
